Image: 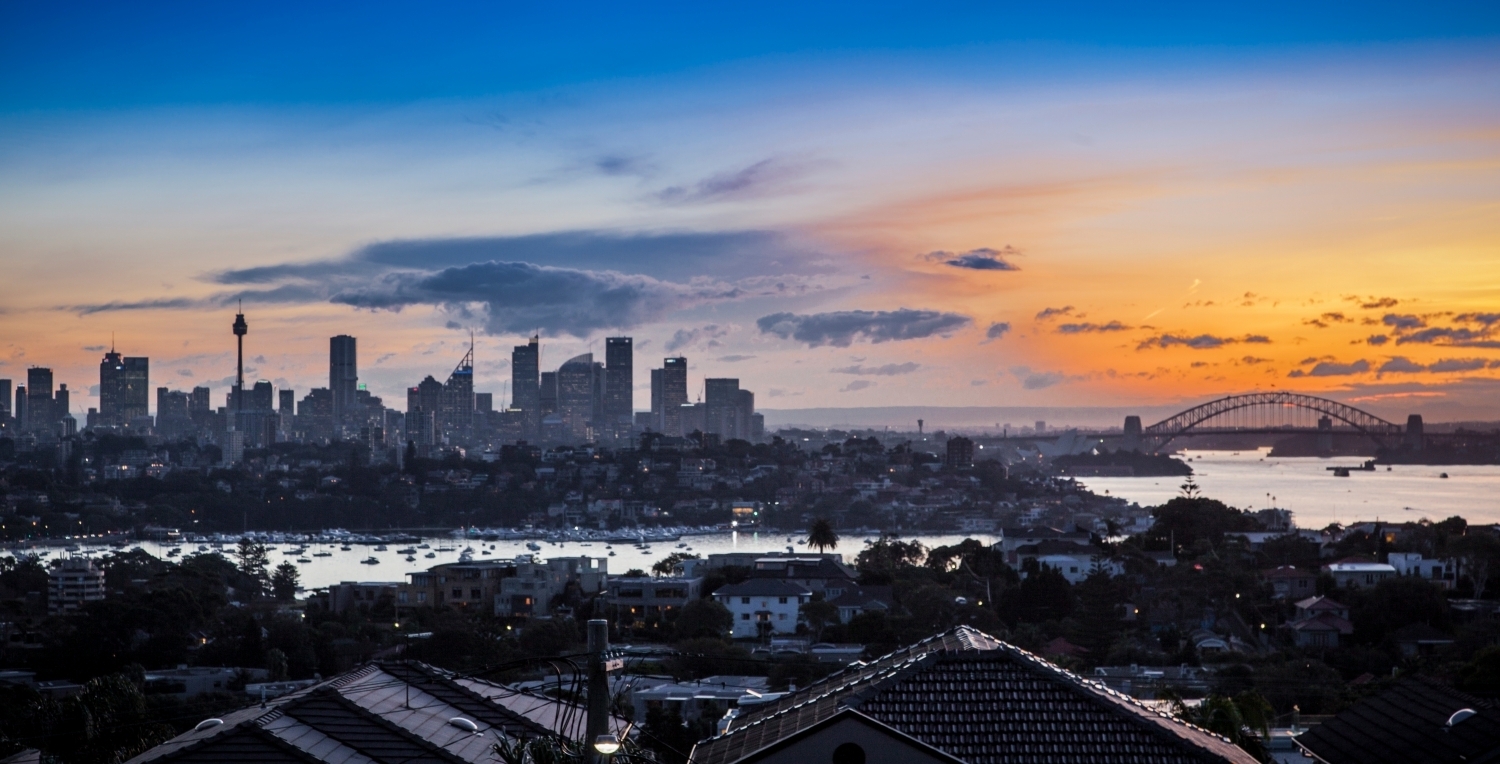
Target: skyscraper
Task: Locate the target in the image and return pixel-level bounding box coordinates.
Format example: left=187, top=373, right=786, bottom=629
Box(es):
left=539, top=372, right=558, bottom=417
left=0, top=379, right=10, bottom=419
left=99, top=347, right=149, bottom=426
left=27, top=368, right=54, bottom=432
left=511, top=335, right=540, bottom=433
left=440, top=343, right=475, bottom=442
left=232, top=310, right=248, bottom=417
left=704, top=378, right=740, bottom=439
left=13, top=386, right=25, bottom=430
left=557, top=353, right=595, bottom=440
left=604, top=337, right=633, bottom=434
left=655, top=357, right=688, bottom=436
left=330, top=335, right=358, bottom=425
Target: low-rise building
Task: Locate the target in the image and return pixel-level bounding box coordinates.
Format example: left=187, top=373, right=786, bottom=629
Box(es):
left=324, top=581, right=401, bottom=613
left=497, top=556, right=607, bottom=617
left=1263, top=566, right=1317, bottom=600
left=713, top=579, right=811, bottom=638
left=1287, top=596, right=1354, bottom=649
left=607, top=575, right=702, bottom=627
left=1388, top=552, right=1457, bottom=589
left=397, top=559, right=518, bottom=615
left=1324, top=558, right=1396, bottom=589
left=48, top=557, right=105, bottom=614
left=143, top=667, right=268, bottom=698
left=995, top=527, right=1092, bottom=565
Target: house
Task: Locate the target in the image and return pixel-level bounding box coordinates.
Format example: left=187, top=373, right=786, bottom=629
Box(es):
left=1263, top=566, right=1316, bottom=599
left=607, top=575, right=702, bottom=627
left=1393, top=623, right=1457, bottom=657
left=713, top=579, right=812, bottom=638
left=823, top=584, right=894, bottom=624
left=1295, top=678, right=1500, bottom=764
left=498, top=556, right=608, bottom=617
left=125, top=661, right=630, bottom=763
left=396, top=558, right=518, bottom=615
left=995, top=527, right=1092, bottom=565
left=1286, top=595, right=1354, bottom=648
left=1388, top=552, right=1457, bottom=589
left=323, top=581, right=401, bottom=613
left=746, top=556, right=858, bottom=595
left=690, top=626, right=1259, bottom=764
left=1324, top=558, right=1396, bottom=589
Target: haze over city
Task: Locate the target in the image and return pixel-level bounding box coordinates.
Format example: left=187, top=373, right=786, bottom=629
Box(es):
left=3, top=3, right=1499, bottom=424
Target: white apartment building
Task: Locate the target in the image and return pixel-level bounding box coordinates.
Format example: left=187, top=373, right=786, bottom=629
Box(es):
left=713, top=579, right=811, bottom=638
left=48, top=557, right=105, bottom=614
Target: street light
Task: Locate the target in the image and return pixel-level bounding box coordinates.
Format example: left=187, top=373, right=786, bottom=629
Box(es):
left=593, top=733, right=621, bottom=755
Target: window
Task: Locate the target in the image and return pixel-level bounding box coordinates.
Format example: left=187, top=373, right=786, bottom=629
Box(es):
left=741, top=613, right=750, bottom=620
left=398, top=592, right=408, bottom=603
left=452, top=588, right=463, bottom=599
left=417, top=592, right=427, bottom=603
left=778, top=613, right=786, bottom=620
left=471, top=588, right=481, bottom=599
left=778, top=597, right=787, bottom=604
left=741, top=597, right=750, bottom=604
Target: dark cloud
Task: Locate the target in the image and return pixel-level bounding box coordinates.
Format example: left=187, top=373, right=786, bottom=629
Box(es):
left=1035, top=306, right=1074, bottom=320
left=665, top=325, right=730, bottom=352
left=1428, top=358, right=1492, bottom=373
left=1382, top=313, right=1426, bottom=330
left=176, top=369, right=194, bottom=377
left=756, top=309, right=972, bottom=348
left=594, top=154, right=653, bottom=177
left=68, top=298, right=199, bottom=315
left=332, top=261, right=738, bottom=338
left=1366, top=335, right=1390, bottom=346
left=1303, top=312, right=1351, bottom=329
left=983, top=322, right=1011, bottom=342
left=1287, top=359, right=1370, bottom=377
left=1345, top=296, right=1399, bottom=309
left=655, top=158, right=813, bottom=205
left=1394, top=327, right=1490, bottom=345
left=1380, top=356, right=1498, bottom=375
left=1377, top=357, right=1425, bottom=375
left=1240, top=356, right=1272, bottom=365
left=716, top=355, right=756, bottom=363
left=831, top=362, right=921, bottom=376
left=922, top=246, right=1021, bottom=272
left=1010, top=366, right=1072, bottom=390
left=1057, top=321, right=1130, bottom=334
left=840, top=380, right=875, bottom=393
left=1455, top=312, right=1500, bottom=326
left=1137, top=333, right=1271, bottom=350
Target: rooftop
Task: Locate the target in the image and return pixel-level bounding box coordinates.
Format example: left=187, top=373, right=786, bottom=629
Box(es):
left=1295, top=679, right=1500, bottom=764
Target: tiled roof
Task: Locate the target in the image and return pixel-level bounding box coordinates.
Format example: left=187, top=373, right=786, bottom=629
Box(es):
left=127, top=661, right=627, bottom=764
left=1288, top=613, right=1354, bottom=634
left=1296, top=678, right=1500, bottom=764
left=690, top=626, right=1258, bottom=764
left=712, top=579, right=812, bottom=598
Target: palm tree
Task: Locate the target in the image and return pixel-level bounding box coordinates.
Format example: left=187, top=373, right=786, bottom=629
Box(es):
left=807, top=518, right=839, bottom=553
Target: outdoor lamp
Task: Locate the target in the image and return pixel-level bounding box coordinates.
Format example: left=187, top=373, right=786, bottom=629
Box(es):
left=594, top=733, right=621, bottom=755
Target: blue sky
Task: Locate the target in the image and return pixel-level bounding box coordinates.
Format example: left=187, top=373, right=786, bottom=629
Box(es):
left=3, top=2, right=1499, bottom=421
left=5, top=2, right=1499, bottom=110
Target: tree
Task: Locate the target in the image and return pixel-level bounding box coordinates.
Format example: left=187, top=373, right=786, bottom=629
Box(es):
left=236, top=538, right=269, bottom=595
left=808, top=517, right=839, bottom=553
left=652, top=552, right=699, bottom=577
left=674, top=598, right=733, bottom=640
left=1165, top=690, right=1272, bottom=762
left=800, top=597, right=840, bottom=642
left=1450, top=532, right=1500, bottom=599
left=270, top=562, right=300, bottom=601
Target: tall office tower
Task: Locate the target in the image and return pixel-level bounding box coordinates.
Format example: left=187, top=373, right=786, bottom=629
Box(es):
left=603, top=337, right=633, bottom=433
left=475, top=393, right=493, bottom=413
left=100, top=348, right=149, bottom=426
left=27, top=368, right=54, bottom=432
left=54, top=384, right=70, bottom=430
left=557, top=353, right=595, bottom=440
left=591, top=360, right=606, bottom=431
left=407, top=375, right=444, bottom=445
left=511, top=335, right=540, bottom=433
left=538, top=372, right=558, bottom=417
left=190, top=387, right=211, bottom=413
left=248, top=381, right=274, bottom=411
left=649, top=369, right=663, bottom=430
left=231, top=310, right=248, bottom=417
left=657, top=357, right=688, bottom=436
left=704, top=377, right=740, bottom=439
left=156, top=388, right=192, bottom=437
left=440, top=343, right=475, bottom=442
left=329, top=335, right=357, bottom=424
left=279, top=389, right=295, bottom=413
left=735, top=388, right=755, bottom=441
left=13, top=386, right=25, bottom=430
left=0, top=379, right=10, bottom=418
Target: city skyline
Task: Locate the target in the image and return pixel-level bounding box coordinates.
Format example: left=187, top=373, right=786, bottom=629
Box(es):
left=3, top=4, right=1500, bottom=421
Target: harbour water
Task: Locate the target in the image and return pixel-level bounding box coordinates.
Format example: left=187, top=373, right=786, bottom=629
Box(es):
left=1076, top=448, right=1500, bottom=528
left=18, top=531, right=999, bottom=591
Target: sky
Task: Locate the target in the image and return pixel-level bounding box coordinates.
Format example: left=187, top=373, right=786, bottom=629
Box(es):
left=2, top=2, right=1500, bottom=423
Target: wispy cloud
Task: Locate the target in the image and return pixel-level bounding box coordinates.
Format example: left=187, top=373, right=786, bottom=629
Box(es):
left=1288, top=359, right=1370, bottom=377
left=921, top=245, right=1021, bottom=271
left=1009, top=365, right=1077, bottom=390
left=655, top=157, right=815, bottom=204
left=1137, top=333, right=1271, bottom=350
left=1057, top=320, right=1130, bottom=334
left=831, top=362, right=921, bottom=376
left=840, top=380, right=875, bottom=392
left=1035, top=306, right=1074, bottom=321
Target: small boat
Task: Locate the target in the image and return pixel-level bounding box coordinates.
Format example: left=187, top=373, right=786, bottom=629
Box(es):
left=297, top=557, right=311, bottom=563
left=396, top=548, right=416, bottom=555
left=313, top=551, right=332, bottom=557
left=405, top=555, right=416, bottom=562
left=340, top=545, right=352, bottom=551
left=424, top=552, right=436, bottom=558
left=417, top=543, right=431, bottom=549
left=608, top=551, right=616, bottom=556
left=360, top=556, right=380, bottom=565
left=373, top=545, right=388, bottom=552
left=1440, top=472, right=1449, bottom=479
left=481, top=550, right=492, bottom=555
left=526, top=542, right=542, bottom=551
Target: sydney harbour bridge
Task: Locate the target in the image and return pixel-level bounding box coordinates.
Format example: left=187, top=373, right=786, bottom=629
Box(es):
left=1052, top=392, right=1432, bottom=454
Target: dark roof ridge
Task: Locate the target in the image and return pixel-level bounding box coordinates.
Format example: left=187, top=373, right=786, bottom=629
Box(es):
left=369, top=661, right=556, bottom=737
left=128, top=722, right=324, bottom=763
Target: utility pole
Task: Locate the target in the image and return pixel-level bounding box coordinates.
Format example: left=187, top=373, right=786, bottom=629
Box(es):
left=586, top=619, right=611, bottom=762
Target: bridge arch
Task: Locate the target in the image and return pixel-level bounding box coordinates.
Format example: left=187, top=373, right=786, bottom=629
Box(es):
left=1142, top=392, right=1402, bottom=452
